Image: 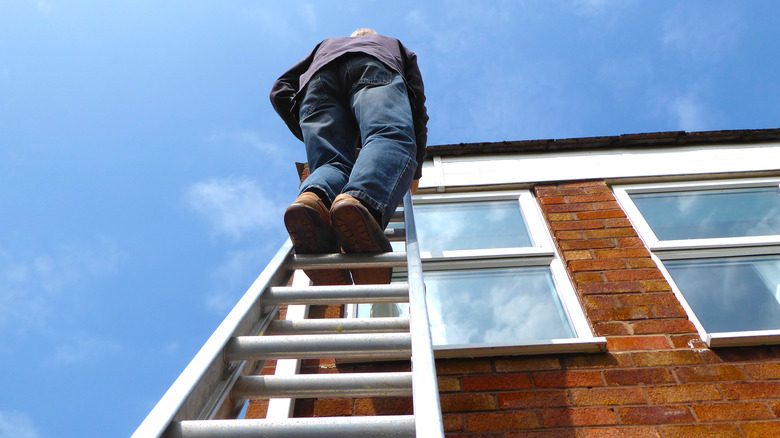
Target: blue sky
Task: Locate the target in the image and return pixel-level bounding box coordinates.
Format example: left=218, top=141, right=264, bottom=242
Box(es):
left=1, top=1, right=779, bottom=436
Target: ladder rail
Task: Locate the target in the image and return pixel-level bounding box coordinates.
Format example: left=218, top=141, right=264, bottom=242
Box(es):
left=132, top=240, right=293, bottom=438
left=403, top=191, right=445, bottom=438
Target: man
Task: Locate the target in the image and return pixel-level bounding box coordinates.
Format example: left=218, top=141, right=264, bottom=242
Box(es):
left=270, top=29, right=428, bottom=285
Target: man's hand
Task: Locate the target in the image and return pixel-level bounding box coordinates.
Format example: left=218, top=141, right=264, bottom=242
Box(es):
left=410, top=179, right=420, bottom=195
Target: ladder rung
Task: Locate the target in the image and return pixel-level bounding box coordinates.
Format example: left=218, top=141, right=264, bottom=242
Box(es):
left=385, top=227, right=406, bottom=241
left=225, top=333, right=411, bottom=361
left=289, top=253, right=407, bottom=270
left=232, top=372, right=412, bottom=399
left=265, top=317, right=410, bottom=335
left=172, top=416, right=416, bottom=438
left=264, top=284, right=409, bottom=305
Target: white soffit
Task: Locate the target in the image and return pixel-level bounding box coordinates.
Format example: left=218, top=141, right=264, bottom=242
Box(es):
left=419, top=143, right=780, bottom=189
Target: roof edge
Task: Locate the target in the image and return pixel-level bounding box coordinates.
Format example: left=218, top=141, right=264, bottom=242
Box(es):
left=426, top=128, right=780, bottom=157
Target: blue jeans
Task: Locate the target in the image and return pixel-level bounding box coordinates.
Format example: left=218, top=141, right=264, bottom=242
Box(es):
left=297, top=54, right=418, bottom=228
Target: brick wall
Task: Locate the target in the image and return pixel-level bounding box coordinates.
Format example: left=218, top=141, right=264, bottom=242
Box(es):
left=249, top=179, right=780, bottom=437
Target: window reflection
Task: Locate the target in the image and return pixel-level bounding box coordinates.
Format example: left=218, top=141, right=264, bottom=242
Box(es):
left=631, top=187, right=780, bottom=240
left=666, top=256, right=780, bottom=333
left=423, top=267, right=574, bottom=346
left=415, top=200, right=533, bottom=254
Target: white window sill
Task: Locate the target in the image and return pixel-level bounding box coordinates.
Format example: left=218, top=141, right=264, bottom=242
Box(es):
left=432, top=337, right=607, bottom=359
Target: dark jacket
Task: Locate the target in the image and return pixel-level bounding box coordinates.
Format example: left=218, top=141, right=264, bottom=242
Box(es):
left=270, top=34, right=428, bottom=179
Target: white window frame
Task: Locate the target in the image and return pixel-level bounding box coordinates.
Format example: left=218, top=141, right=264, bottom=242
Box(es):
left=347, top=190, right=604, bottom=358
left=614, top=177, right=780, bottom=348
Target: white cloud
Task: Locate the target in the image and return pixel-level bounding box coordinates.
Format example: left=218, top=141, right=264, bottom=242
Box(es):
left=661, top=5, right=742, bottom=62
left=669, top=94, right=709, bottom=132
left=207, top=129, right=285, bottom=162
left=0, top=411, right=39, bottom=438
left=0, top=238, right=123, bottom=332
left=205, top=248, right=275, bottom=314
left=187, top=177, right=284, bottom=239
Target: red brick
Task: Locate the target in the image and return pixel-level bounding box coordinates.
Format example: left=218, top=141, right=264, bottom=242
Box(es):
left=442, top=413, right=463, bottom=432
left=436, top=359, right=493, bottom=375
left=592, top=201, right=622, bottom=211
left=617, top=405, right=694, bottom=424
left=669, top=334, right=707, bottom=349
left=563, top=353, right=633, bottom=369
left=740, top=421, right=780, bottom=438
left=604, top=368, right=675, bottom=385
left=584, top=228, right=637, bottom=239
left=462, top=373, right=532, bottom=391
left=577, top=210, right=627, bottom=220
left=629, top=258, right=660, bottom=269
left=638, top=279, right=672, bottom=291
left=604, top=218, right=633, bottom=228
left=584, top=185, right=613, bottom=194
left=354, top=397, right=412, bottom=415
left=606, top=336, right=671, bottom=351
left=646, top=384, right=721, bottom=403
left=770, top=400, right=780, bottom=416
left=574, top=272, right=607, bottom=283
left=721, top=381, right=780, bottom=400
left=594, top=248, right=651, bottom=259
left=588, top=306, right=652, bottom=322
left=570, top=387, right=646, bottom=406
left=245, top=400, right=268, bottom=419
left=594, top=321, right=631, bottom=336
left=465, top=411, right=540, bottom=432
left=311, top=399, right=353, bottom=416
left=570, top=260, right=627, bottom=272
left=548, top=213, right=576, bottom=221
left=693, top=402, right=773, bottom=421
left=744, top=363, right=780, bottom=379
left=536, top=187, right=587, bottom=197
left=498, top=390, right=570, bottom=409
left=438, top=376, right=461, bottom=392
left=532, top=370, right=604, bottom=388
left=652, top=304, right=688, bottom=318
left=583, top=295, right=616, bottom=308
left=542, top=203, right=595, bottom=213
left=541, top=407, right=618, bottom=427
left=507, top=430, right=579, bottom=438
left=563, top=250, right=592, bottom=260
left=631, top=350, right=703, bottom=367
left=604, top=269, right=664, bottom=281
left=630, top=319, right=697, bottom=335
left=550, top=220, right=605, bottom=231
left=566, top=194, right=616, bottom=204
left=440, top=393, right=496, bottom=412
left=561, top=239, right=615, bottom=250
left=674, top=365, right=747, bottom=383
left=578, top=281, right=641, bottom=294
left=711, top=347, right=775, bottom=362
left=616, top=237, right=646, bottom=247
left=616, top=292, right=679, bottom=307
left=494, top=357, right=562, bottom=372
left=580, top=427, right=661, bottom=438
left=555, top=231, right=586, bottom=241
left=539, top=196, right=565, bottom=205
left=661, top=424, right=742, bottom=438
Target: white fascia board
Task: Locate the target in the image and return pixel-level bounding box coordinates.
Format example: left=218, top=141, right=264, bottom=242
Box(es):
left=419, top=143, right=780, bottom=190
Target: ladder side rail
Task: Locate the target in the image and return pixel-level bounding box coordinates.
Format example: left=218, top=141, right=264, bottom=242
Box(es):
left=132, top=240, right=294, bottom=438
left=402, top=191, right=445, bottom=438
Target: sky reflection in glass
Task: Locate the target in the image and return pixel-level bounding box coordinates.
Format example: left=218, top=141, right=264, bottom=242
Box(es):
left=424, top=267, right=574, bottom=346
left=415, top=201, right=532, bottom=253
left=631, top=187, right=780, bottom=241
left=666, top=256, right=780, bottom=333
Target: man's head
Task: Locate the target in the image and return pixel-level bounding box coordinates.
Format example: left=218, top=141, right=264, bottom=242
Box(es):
left=350, top=28, right=377, bottom=37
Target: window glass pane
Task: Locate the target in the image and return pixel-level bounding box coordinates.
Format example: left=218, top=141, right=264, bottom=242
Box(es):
left=423, top=267, right=575, bottom=346
left=415, top=200, right=533, bottom=253
left=666, top=256, right=780, bottom=333
left=631, top=187, right=780, bottom=240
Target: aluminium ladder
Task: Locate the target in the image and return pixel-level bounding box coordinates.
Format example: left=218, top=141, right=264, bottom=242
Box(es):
left=133, top=191, right=444, bottom=438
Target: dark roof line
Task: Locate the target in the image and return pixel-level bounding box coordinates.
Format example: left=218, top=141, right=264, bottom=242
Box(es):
left=426, top=128, right=780, bottom=157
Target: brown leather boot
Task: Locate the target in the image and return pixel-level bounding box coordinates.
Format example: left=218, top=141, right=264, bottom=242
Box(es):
left=284, top=192, right=352, bottom=285
left=330, top=194, right=392, bottom=284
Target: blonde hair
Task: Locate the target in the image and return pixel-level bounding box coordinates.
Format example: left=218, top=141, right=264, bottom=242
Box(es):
left=350, top=28, right=377, bottom=37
